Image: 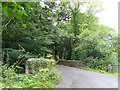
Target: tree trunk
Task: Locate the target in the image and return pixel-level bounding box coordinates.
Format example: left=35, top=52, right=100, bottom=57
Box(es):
left=65, top=38, right=72, bottom=60
left=54, top=43, right=58, bottom=60
left=59, top=51, right=63, bottom=59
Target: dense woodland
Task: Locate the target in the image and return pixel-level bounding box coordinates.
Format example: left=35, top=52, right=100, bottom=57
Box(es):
left=1, top=0, right=119, bottom=88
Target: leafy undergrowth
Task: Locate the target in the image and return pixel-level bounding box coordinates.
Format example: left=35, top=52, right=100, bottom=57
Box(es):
left=2, top=65, right=61, bottom=89
left=81, top=67, right=119, bottom=77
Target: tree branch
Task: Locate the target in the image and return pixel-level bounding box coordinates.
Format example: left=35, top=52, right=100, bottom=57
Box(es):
left=5, top=18, right=13, bottom=27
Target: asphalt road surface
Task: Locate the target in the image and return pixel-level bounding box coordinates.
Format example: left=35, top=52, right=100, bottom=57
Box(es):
left=56, top=65, right=118, bottom=88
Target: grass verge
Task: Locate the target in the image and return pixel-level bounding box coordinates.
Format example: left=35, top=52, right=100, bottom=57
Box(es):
left=81, top=67, right=119, bottom=77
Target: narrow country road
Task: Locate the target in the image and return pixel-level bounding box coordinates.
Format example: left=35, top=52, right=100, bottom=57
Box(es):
left=56, top=65, right=118, bottom=88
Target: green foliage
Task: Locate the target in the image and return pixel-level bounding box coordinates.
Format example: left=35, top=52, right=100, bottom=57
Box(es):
left=2, top=1, right=118, bottom=73
left=2, top=2, right=54, bottom=56
left=83, top=57, right=109, bottom=71
left=73, top=25, right=118, bottom=71
left=2, top=48, right=36, bottom=73
left=26, top=58, right=56, bottom=74
left=2, top=64, right=60, bottom=88
left=3, top=48, right=32, bottom=63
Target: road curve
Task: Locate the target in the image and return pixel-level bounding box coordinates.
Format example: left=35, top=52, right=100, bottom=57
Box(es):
left=56, top=65, right=118, bottom=88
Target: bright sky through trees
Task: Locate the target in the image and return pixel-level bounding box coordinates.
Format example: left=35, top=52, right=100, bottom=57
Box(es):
left=95, top=0, right=119, bottom=33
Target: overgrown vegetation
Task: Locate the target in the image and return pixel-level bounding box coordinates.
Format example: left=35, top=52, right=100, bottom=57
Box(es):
left=1, top=59, right=60, bottom=88
left=1, top=0, right=119, bottom=88
left=2, top=65, right=60, bottom=88
left=26, top=58, right=56, bottom=74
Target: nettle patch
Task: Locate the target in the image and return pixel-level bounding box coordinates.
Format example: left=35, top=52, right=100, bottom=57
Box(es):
left=26, top=58, right=56, bottom=74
